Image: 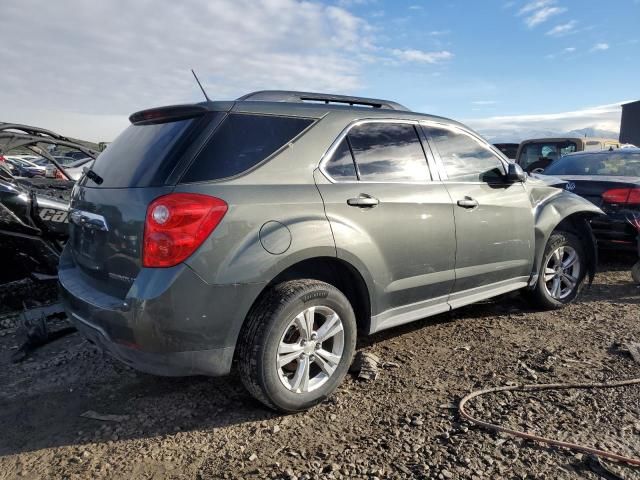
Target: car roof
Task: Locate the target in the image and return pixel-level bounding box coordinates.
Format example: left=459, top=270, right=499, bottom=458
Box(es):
left=519, top=137, right=620, bottom=144
left=131, top=90, right=469, bottom=131
left=563, top=147, right=640, bottom=156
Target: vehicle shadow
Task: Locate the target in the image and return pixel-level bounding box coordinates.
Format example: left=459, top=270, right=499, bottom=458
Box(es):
left=0, top=332, right=281, bottom=457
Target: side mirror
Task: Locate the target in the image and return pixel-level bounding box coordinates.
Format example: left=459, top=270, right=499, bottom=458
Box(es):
left=506, top=163, right=526, bottom=182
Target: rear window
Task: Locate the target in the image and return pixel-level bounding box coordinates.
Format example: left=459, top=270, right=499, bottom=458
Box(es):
left=518, top=141, right=577, bottom=170
left=180, top=113, right=313, bottom=183
left=544, top=153, right=640, bottom=177
left=88, top=115, right=212, bottom=188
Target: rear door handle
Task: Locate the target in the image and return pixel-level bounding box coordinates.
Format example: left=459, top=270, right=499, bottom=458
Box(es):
left=457, top=197, right=479, bottom=209
left=347, top=195, right=379, bottom=208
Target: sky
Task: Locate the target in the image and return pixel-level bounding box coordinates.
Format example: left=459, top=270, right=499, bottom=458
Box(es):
left=0, top=0, right=638, bottom=142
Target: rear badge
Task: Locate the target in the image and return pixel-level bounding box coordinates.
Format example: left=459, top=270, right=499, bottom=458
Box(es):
left=108, top=272, right=134, bottom=284
left=565, top=182, right=576, bottom=191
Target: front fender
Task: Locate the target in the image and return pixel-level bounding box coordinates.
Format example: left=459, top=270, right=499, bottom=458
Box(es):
left=530, top=186, right=603, bottom=286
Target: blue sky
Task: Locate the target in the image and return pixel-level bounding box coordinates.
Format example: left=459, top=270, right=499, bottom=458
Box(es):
left=0, top=0, right=637, bottom=141
left=348, top=0, right=639, bottom=120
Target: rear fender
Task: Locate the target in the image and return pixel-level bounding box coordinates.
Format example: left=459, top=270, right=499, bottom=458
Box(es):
left=530, top=189, right=603, bottom=287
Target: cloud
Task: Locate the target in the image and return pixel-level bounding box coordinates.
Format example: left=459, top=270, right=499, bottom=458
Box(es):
left=467, top=102, right=626, bottom=142
left=391, top=49, right=453, bottom=63
left=518, top=0, right=556, bottom=15
left=472, top=100, right=498, bottom=105
left=0, top=0, right=378, bottom=141
left=524, top=6, right=566, bottom=27
left=429, top=30, right=451, bottom=36
left=546, top=20, right=577, bottom=36
left=545, top=46, right=576, bottom=59
left=591, top=42, right=610, bottom=52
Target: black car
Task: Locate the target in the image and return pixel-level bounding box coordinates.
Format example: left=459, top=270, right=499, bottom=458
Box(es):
left=540, top=148, right=640, bottom=248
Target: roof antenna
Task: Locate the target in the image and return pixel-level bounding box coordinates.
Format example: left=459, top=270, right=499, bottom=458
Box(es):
left=191, top=69, right=211, bottom=102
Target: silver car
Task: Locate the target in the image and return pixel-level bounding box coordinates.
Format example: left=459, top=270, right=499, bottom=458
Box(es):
left=60, top=91, right=602, bottom=412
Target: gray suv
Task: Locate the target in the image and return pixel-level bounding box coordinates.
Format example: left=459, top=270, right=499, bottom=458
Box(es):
left=60, top=91, right=602, bottom=412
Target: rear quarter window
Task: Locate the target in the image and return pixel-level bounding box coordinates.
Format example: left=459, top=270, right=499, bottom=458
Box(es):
left=180, top=113, right=313, bottom=183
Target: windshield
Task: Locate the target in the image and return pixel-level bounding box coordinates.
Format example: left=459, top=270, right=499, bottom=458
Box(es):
left=544, top=152, right=640, bottom=177
left=518, top=141, right=578, bottom=170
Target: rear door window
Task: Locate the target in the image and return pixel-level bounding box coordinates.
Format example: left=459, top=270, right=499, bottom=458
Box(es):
left=181, top=113, right=313, bottom=183
left=425, top=126, right=505, bottom=182
left=347, top=123, right=430, bottom=182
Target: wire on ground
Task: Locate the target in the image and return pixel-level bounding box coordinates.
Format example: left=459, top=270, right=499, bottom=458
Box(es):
left=459, top=378, right=640, bottom=467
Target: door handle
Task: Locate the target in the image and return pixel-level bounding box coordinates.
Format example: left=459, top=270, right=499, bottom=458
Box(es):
left=457, top=196, right=479, bottom=209
left=347, top=195, right=379, bottom=208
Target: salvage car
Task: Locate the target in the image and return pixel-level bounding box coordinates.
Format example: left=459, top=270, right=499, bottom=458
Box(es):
left=538, top=148, right=640, bottom=249
left=60, top=91, right=602, bottom=412
left=516, top=137, right=621, bottom=173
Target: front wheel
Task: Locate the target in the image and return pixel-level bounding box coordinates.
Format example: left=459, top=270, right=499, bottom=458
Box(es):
left=237, top=280, right=357, bottom=412
left=530, top=231, right=586, bottom=309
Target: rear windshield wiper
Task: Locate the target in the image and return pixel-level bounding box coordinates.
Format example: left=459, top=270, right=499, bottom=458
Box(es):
left=85, top=168, right=104, bottom=185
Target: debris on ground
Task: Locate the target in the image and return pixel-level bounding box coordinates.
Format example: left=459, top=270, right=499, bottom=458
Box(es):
left=1, top=253, right=639, bottom=479
left=80, top=411, right=130, bottom=423
left=352, top=351, right=380, bottom=381
left=10, top=303, right=74, bottom=363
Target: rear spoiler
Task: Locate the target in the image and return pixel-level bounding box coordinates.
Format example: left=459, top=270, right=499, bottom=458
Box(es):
left=129, top=105, right=209, bottom=125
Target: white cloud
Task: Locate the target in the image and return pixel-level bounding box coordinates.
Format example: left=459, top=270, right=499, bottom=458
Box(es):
left=545, top=46, right=576, bottom=59
left=391, top=49, right=453, bottom=63
left=518, top=0, right=555, bottom=15
left=472, top=100, right=498, bottom=105
left=546, top=20, right=577, bottom=36
left=524, top=6, right=566, bottom=27
left=591, top=42, right=610, bottom=52
left=467, top=102, right=626, bottom=142
left=0, top=0, right=378, bottom=141
left=429, top=30, right=451, bottom=36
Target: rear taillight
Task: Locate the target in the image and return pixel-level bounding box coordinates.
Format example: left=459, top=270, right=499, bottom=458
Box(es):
left=602, top=188, right=640, bottom=206
left=0, top=155, right=5, bottom=163
left=142, top=193, right=227, bottom=268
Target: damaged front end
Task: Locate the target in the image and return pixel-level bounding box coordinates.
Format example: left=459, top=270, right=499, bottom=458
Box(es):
left=0, top=123, right=98, bottom=281
left=0, top=170, right=70, bottom=278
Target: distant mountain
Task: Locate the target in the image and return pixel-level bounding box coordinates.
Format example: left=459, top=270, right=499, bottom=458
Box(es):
left=479, top=126, right=619, bottom=144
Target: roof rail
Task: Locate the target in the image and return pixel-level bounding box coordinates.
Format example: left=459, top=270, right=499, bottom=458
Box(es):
left=236, top=90, right=410, bottom=111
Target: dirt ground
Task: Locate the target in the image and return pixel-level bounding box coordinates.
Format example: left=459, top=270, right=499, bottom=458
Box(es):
left=1, top=252, right=639, bottom=480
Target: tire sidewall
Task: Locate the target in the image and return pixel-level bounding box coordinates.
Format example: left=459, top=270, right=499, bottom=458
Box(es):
left=259, top=285, right=356, bottom=412
left=536, top=231, right=586, bottom=308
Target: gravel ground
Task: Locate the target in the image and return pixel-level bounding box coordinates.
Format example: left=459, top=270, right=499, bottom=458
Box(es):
left=0, top=253, right=639, bottom=479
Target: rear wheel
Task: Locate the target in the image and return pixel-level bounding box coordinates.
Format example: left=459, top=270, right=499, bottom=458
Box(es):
left=237, top=280, right=357, bottom=412
left=530, top=231, right=586, bottom=309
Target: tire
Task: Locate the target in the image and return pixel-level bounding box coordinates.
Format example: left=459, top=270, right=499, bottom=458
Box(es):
left=632, top=261, right=640, bottom=284
left=237, top=280, right=357, bottom=412
left=530, top=231, right=586, bottom=309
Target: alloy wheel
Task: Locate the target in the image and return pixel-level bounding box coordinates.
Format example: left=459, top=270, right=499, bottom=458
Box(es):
left=276, top=306, right=345, bottom=393
left=543, top=245, right=580, bottom=300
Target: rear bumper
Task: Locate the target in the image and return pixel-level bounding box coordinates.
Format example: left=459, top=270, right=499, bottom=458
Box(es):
left=70, top=310, right=234, bottom=376
left=59, top=247, right=266, bottom=377
left=591, top=215, right=638, bottom=249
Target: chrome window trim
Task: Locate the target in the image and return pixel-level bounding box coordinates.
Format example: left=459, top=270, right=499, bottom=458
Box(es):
left=318, top=118, right=437, bottom=184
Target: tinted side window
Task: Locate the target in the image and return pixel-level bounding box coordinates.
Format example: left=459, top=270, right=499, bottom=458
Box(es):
left=325, top=138, right=357, bottom=181
left=181, top=113, right=313, bottom=183
left=347, top=123, right=430, bottom=182
left=89, top=116, right=211, bottom=188
left=425, top=127, right=504, bottom=182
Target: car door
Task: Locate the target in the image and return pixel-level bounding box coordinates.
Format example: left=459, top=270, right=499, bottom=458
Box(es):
left=421, top=123, right=534, bottom=308
left=315, top=120, right=457, bottom=332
